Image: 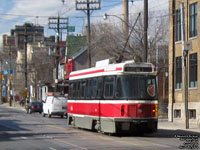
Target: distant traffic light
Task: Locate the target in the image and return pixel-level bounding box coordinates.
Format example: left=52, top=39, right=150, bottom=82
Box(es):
left=9, top=74, right=13, bottom=80
left=1, top=74, right=5, bottom=80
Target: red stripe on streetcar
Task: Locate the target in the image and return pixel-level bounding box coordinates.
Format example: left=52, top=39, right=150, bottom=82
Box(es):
left=69, top=69, right=104, bottom=77
left=69, top=67, right=123, bottom=78
left=116, top=67, right=122, bottom=71
left=68, top=102, right=157, bottom=118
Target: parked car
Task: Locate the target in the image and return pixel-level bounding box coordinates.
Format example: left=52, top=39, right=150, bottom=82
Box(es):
left=26, top=101, right=43, bottom=114
left=42, top=96, right=68, bottom=118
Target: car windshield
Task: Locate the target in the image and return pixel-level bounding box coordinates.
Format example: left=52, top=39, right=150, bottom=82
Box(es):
left=116, top=75, right=157, bottom=100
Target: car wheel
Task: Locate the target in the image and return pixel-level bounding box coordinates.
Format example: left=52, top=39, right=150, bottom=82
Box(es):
left=48, top=110, right=51, bottom=118
left=42, top=112, right=46, bottom=117
left=61, top=115, right=63, bottom=118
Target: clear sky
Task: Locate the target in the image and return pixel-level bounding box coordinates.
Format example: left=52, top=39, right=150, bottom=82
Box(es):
left=0, top=0, right=168, bottom=48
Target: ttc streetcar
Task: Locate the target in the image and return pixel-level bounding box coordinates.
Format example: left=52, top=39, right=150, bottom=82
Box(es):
left=67, top=59, right=158, bottom=134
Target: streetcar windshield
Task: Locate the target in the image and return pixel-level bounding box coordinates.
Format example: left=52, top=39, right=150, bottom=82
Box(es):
left=116, top=75, right=157, bottom=100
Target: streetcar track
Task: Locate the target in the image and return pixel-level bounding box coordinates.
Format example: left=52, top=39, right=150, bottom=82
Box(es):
left=24, top=120, right=173, bottom=150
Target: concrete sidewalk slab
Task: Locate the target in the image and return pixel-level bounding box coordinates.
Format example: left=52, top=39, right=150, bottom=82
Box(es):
left=158, top=119, right=200, bottom=133
left=0, top=102, right=26, bottom=112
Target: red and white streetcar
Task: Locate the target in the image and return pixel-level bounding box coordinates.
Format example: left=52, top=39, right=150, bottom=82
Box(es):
left=67, top=59, right=158, bottom=134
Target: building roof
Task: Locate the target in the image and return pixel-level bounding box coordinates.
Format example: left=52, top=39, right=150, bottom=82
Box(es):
left=67, top=35, right=86, bottom=58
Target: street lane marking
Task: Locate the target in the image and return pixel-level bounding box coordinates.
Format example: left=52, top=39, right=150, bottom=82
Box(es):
left=49, top=147, right=57, bottom=150
left=20, top=136, right=28, bottom=140
left=53, top=138, right=88, bottom=150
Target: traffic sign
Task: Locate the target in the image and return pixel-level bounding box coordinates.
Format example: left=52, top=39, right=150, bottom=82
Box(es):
left=67, top=26, right=75, bottom=32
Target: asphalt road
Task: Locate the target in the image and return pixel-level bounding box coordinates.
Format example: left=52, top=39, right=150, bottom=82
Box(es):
left=0, top=106, right=199, bottom=150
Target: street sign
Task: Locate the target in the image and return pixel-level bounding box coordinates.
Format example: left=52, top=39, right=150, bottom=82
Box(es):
left=67, top=26, right=75, bottom=32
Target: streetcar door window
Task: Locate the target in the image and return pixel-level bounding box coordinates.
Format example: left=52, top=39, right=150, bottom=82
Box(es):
left=104, top=76, right=115, bottom=99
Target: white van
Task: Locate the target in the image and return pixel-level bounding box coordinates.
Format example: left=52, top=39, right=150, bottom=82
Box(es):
left=42, top=96, right=68, bottom=118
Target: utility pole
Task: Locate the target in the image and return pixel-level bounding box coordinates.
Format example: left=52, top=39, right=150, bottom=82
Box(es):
left=75, top=0, right=101, bottom=68
left=171, top=0, right=176, bottom=123
left=0, top=64, right=1, bottom=105
left=123, top=0, right=129, bottom=40
left=48, top=16, right=68, bottom=92
left=180, top=3, right=189, bottom=129
left=24, top=23, right=28, bottom=108
left=9, top=45, right=12, bottom=106
left=144, top=0, right=148, bottom=62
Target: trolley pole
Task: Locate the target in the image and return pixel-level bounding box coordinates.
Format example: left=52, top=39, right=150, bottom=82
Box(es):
left=75, top=0, right=101, bottom=68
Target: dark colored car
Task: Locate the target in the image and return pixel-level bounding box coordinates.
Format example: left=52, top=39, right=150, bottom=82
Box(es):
left=26, top=101, right=43, bottom=114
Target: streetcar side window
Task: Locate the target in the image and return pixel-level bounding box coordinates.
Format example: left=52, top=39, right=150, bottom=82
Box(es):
left=72, top=82, right=77, bottom=99
left=76, top=81, right=80, bottom=99
left=69, top=82, right=73, bottom=99
left=97, top=77, right=103, bottom=99
left=88, top=79, right=92, bottom=98
left=104, top=76, right=115, bottom=99
left=91, top=78, right=98, bottom=99
left=80, top=80, right=86, bottom=99
left=85, top=79, right=92, bottom=99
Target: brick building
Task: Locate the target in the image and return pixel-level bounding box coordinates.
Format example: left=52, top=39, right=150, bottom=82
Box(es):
left=169, top=0, right=200, bottom=124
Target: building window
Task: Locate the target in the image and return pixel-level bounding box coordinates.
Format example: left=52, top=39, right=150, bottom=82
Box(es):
left=176, top=9, right=182, bottom=41
left=176, top=57, right=182, bottom=89
left=189, top=109, right=196, bottom=119
left=189, top=53, right=198, bottom=88
left=189, top=3, right=198, bottom=37
left=174, top=109, right=181, bottom=118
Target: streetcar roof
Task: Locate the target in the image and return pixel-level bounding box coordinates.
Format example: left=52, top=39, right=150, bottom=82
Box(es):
left=69, top=59, right=157, bottom=80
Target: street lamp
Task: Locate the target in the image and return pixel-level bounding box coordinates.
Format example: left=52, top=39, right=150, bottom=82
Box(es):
left=103, top=13, right=130, bottom=29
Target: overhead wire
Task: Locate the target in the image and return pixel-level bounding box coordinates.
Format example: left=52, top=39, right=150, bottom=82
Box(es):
left=0, top=0, right=173, bottom=36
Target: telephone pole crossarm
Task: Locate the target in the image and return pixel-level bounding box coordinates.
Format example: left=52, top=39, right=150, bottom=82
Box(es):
left=48, top=16, right=68, bottom=92
left=75, top=0, right=101, bottom=10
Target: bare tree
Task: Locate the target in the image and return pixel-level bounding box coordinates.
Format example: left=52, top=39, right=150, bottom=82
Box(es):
left=89, top=11, right=168, bottom=64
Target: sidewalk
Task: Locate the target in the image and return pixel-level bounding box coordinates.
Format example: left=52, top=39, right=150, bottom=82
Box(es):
left=158, top=119, right=200, bottom=133
left=0, top=102, right=26, bottom=112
